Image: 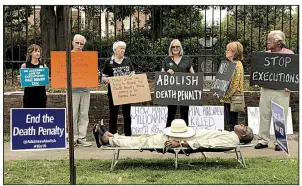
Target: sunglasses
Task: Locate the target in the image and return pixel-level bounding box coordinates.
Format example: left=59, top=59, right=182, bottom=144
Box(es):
left=75, top=41, right=84, bottom=46
left=171, top=46, right=180, bottom=49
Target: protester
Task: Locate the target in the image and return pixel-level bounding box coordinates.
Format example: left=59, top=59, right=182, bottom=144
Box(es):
left=218, top=41, right=244, bottom=131
left=161, top=39, right=195, bottom=127
left=20, top=44, right=47, bottom=108
left=69, top=34, right=91, bottom=147
left=93, top=119, right=253, bottom=149
left=102, top=41, right=135, bottom=136
left=255, top=30, right=293, bottom=151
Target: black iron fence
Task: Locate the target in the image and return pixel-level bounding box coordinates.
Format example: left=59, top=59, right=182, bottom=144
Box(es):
left=4, top=5, right=299, bottom=85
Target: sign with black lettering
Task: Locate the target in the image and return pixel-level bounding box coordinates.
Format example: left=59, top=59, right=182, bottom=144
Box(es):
left=131, top=106, right=167, bottom=135
left=250, top=52, right=299, bottom=90
left=154, top=72, right=204, bottom=106
left=131, top=106, right=224, bottom=135
left=210, top=60, right=236, bottom=97
left=189, top=106, right=224, bottom=130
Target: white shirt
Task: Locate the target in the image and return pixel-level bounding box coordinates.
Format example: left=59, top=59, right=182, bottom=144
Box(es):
left=110, top=130, right=240, bottom=149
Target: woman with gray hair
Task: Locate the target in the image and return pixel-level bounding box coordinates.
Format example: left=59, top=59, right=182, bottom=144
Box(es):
left=102, top=41, right=135, bottom=136
left=161, top=39, right=195, bottom=127
left=254, top=30, right=294, bottom=151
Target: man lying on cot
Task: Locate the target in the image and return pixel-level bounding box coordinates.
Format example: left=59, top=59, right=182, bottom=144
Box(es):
left=93, top=119, right=254, bottom=149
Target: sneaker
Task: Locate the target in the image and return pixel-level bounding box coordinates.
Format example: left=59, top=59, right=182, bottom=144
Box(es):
left=254, top=143, right=268, bottom=149
left=77, top=139, right=92, bottom=147
left=66, top=141, right=77, bottom=149
left=93, top=124, right=103, bottom=148
left=275, top=145, right=282, bottom=151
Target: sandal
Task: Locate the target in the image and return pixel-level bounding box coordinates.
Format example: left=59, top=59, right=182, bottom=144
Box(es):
left=93, top=124, right=103, bottom=148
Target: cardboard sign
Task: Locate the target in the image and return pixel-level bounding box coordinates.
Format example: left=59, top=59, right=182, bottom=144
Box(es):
left=154, top=72, right=204, bottom=106
left=20, top=68, right=49, bottom=87
left=131, top=106, right=168, bottom=135
left=247, top=107, right=293, bottom=135
left=50, top=51, right=98, bottom=88
left=109, top=73, right=151, bottom=106
left=250, top=52, right=299, bottom=90
left=189, top=106, right=224, bottom=130
left=11, top=108, right=66, bottom=151
left=210, top=60, right=237, bottom=97
left=271, top=101, right=289, bottom=155
left=131, top=106, right=224, bottom=135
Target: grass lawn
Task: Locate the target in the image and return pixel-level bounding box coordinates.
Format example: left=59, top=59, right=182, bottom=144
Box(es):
left=4, top=157, right=298, bottom=184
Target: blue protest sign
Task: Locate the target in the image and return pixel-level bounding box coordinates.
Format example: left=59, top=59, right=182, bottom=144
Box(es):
left=11, top=108, right=66, bottom=151
left=271, top=101, right=289, bottom=155
left=20, top=68, right=49, bottom=87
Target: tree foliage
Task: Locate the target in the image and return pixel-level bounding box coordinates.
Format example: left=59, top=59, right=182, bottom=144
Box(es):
left=4, top=5, right=299, bottom=75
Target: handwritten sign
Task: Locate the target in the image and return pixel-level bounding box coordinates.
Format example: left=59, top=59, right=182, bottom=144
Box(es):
left=271, top=101, right=289, bottom=155
left=154, top=72, right=204, bottom=106
left=247, top=107, right=293, bottom=135
left=11, top=108, right=66, bottom=151
left=250, top=52, right=299, bottom=90
left=189, top=106, right=224, bottom=130
left=210, top=60, right=236, bottom=97
left=50, top=51, right=98, bottom=88
left=131, top=106, right=167, bottom=135
left=131, top=106, right=224, bottom=135
left=109, top=73, right=151, bottom=106
left=20, top=68, right=49, bottom=87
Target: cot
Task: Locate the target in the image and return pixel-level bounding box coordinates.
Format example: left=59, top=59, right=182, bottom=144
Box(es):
left=101, top=143, right=254, bottom=171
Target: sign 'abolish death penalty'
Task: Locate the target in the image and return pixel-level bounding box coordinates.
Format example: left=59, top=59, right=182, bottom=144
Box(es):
left=153, top=72, right=204, bottom=106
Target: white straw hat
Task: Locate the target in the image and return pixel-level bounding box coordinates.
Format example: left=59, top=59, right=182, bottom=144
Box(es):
left=163, top=119, right=196, bottom=138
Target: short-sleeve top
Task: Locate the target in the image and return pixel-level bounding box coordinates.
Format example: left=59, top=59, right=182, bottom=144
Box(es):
left=161, top=56, right=192, bottom=73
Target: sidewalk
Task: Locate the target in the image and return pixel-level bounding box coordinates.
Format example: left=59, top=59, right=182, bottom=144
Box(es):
left=4, top=140, right=298, bottom=161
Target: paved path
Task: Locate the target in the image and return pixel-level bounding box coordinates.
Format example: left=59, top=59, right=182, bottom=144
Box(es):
left=4, top=140, right=298, bottom=161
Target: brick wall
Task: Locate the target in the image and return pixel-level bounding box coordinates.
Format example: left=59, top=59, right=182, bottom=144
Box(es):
left=3, top=91, right=299, bottom=134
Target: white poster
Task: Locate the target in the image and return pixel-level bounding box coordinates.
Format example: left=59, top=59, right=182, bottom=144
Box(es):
left=189, top=106, right=224, bottom=130
left=131, top=106, right=168, bottom=135
left=247, top=107, right=293, bottom=135
left=131, top=106, right=225, bottom=135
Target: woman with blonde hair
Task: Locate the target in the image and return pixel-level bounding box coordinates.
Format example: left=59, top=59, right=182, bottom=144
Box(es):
left=20, top=44, right=47, bottom=108
left=219, top=41, right=244, bottom=131
left=161, top=39, right=195, bottom=127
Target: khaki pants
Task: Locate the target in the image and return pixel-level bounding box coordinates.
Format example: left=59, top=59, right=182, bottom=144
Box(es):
left=66, top=91, right=90, bottom=142
left=258, top=87, right=290, bottom=145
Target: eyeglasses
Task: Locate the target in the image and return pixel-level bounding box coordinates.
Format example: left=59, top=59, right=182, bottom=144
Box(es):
left=75, top=41, right=84, bottom=46
left=171, top=46, right=180, bottom=49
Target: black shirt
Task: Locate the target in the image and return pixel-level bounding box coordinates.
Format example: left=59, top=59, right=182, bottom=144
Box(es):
left=161, top=56, right=192, bottom=73
left=102, top=57, right=135, bottom=94
left=23, top=61, right=47, bottom=99
left=103, top=57, right=134, bottom=77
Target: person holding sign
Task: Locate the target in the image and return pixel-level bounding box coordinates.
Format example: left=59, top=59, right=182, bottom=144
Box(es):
left=20, top=44, right=47, bottom=108
left=93, top=119, right=254, bottom=149
left=218, top=42, right=245, bottom=131
left=161, top=39, right=195, bottom=127
left=69, top=34, right=91, bottom=147
left=255, top=30, right=293, bottom=151
left=102, top=41, right=135, bottom=136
